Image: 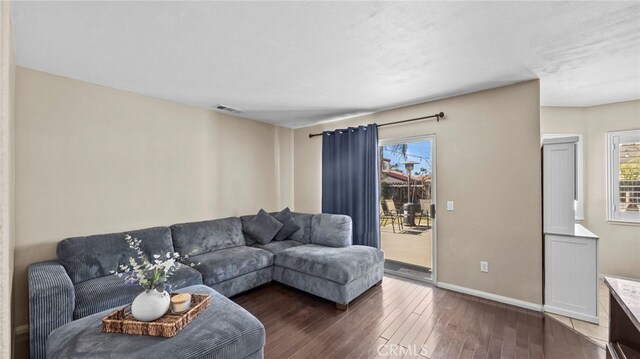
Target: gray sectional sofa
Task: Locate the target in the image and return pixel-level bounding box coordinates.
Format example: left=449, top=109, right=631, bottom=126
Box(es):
left=28, top=211, right=384, bottom=359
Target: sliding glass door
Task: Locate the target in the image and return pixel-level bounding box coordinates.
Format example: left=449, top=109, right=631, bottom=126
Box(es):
left=379, top=135, right=436, bottom=282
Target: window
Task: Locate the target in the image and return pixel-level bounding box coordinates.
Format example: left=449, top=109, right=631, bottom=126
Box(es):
left=543, top=134, right=584, bottom=221
left=607, top=129, right=640, bottom=223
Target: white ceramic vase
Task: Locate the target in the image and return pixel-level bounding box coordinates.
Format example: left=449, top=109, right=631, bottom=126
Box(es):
left=131, top=289, right=170, bottom=322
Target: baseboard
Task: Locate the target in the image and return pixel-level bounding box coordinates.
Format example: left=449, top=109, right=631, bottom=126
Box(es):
left=599, top=273, right=640, bottom=282
left=544, top=305, right=599, bottom=324
left=437, top=282, right=543, bottom=312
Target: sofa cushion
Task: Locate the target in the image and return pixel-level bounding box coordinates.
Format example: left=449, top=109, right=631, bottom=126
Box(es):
left=170, top=217, right=244, bottom=256
left=185, top=246, right=273, bottom=286
left=243, top=211, right=311, bottom=244
left=272, top=208, right=301, bottom=241
left=73, top=265, right=202, bottom=319
left=288, top=212, right=313, bottom=244
left=311, top=214, right=352, bottom=247
left=57, top=226, right=175, bottom=284
left=243, top=209, right=283, bottom=245
left=274, top=244, right=384, bottom=284
left=252, top=240, right=303, bottom=255
left=239, top=215, right=258, bottom=246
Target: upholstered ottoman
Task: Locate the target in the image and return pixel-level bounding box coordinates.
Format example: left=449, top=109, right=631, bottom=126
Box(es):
left=46, top=285, right=265, bottom=359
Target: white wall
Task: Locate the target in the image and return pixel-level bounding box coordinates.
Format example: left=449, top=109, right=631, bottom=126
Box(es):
left=294, top=81, right=543, bottom=305
left=13, top=67, right=293, bottom=328
left=541, top=100, right=640, bottom=279
left=0, top=1, right=15, bottom=357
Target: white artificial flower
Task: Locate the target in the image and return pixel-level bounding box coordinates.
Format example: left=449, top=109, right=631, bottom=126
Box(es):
left=159, top=258, right=176, bottom=274
left=113, top=234, right=193, bottom=291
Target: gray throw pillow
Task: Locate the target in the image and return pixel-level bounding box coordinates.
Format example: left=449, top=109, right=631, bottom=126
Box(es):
left=243, top=209, right=283, bottom=244
left=272, top=207, right=301, bottom=241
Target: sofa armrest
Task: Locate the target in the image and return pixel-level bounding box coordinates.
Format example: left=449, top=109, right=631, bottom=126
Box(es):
left=28, top=260, right=75, bottom=359
left=311, top=214, right=353, bottom=247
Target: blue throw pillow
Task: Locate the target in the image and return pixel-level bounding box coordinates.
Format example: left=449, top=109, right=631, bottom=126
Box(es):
left=272, top=207, right=301, bottom=241
left=243, top=209, right=283, bottom=244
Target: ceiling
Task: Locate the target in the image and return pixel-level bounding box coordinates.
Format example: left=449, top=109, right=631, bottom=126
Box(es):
left=11, top=1, right=640, bottom=128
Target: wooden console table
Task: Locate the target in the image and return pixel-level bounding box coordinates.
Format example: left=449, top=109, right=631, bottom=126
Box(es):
left=605, top=277, right=640, bottom=359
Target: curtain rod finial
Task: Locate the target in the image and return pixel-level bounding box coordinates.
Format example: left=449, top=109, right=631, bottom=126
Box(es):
left=438, top=112, right=444, bottom=118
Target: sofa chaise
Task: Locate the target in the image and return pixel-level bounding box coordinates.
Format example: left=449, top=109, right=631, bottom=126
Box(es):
left=28, top=212, right=384, bottom=359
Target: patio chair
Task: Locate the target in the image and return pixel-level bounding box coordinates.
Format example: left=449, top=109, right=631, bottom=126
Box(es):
left=416, top=199, right=431, bottom=227
left=384, top=200, right=405, bottom=230
left=380, top=203, right=399, bottom=233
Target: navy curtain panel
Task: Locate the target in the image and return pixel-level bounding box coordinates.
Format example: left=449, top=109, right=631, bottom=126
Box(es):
left=322, top=124, right=380, bottom=248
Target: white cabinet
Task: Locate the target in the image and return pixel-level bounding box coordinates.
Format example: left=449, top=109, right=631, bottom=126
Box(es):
left=544, top=225, right=599, bottom=323
left=542, top=136, right=599, bottom=324
left=543, top=137, right=577, bottom=235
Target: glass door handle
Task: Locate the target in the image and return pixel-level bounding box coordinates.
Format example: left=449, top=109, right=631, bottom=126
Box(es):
left=430, top=204, right=436, bottom=218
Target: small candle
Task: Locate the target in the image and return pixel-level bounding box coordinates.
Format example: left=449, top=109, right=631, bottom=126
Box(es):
left=171, top=293, right=192, bottom=313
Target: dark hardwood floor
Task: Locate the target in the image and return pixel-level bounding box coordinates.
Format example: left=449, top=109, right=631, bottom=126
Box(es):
left=232, top=275, right=605, bottom=359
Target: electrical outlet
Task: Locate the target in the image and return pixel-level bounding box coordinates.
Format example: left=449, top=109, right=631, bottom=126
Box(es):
left=447, top=201, right=454, bottom=211
left=480, top=261, right=489, bottom=273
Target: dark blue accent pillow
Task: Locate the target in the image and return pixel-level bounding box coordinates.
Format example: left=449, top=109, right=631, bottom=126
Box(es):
left=243, top=209, right=283, bottom=244
left=272, top=207, right=301, bottom=241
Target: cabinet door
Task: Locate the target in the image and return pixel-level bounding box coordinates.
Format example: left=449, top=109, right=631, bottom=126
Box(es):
left=545, top=234, right=598, bottom=321
left=544, top=142, right=576, bottom=234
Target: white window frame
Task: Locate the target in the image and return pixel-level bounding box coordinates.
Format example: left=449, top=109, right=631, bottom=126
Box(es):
left=543, top=134, right=584, bottom=221
left=607, top=129, right=640, bottom=224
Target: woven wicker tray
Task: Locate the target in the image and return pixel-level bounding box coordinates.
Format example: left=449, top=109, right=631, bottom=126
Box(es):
left=102, top=293, right=211, bottom=337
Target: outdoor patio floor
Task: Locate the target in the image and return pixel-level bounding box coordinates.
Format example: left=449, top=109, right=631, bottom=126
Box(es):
left=380, top=223, right=432, bottom=269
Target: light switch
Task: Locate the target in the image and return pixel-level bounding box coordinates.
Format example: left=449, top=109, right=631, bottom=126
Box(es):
left=447, top=201, right=454, bottom=211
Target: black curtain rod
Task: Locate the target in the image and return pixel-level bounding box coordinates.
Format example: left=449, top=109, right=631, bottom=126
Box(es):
left=308, top=112, right=445, bottom=138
